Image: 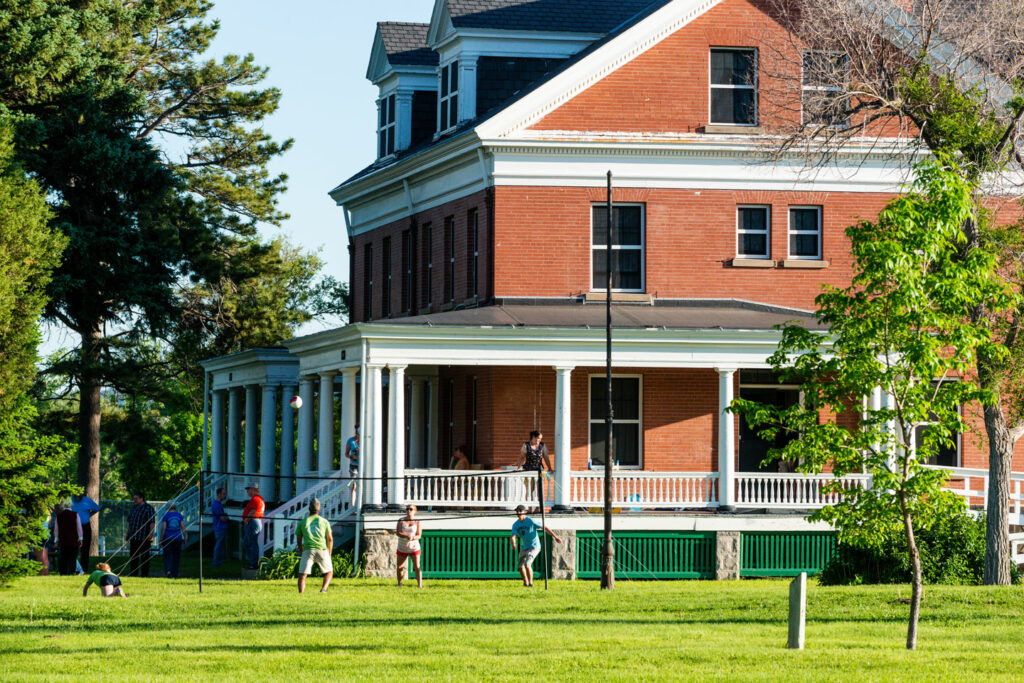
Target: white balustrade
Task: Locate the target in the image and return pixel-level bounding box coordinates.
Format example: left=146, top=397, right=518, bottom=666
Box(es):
left=734, top=473, right=872, bottom=508
left=925, top=465, right=1024, bottom=525
left=404, top=470, right=555, bottom=508
left=570, top=471, right=719, bottom=508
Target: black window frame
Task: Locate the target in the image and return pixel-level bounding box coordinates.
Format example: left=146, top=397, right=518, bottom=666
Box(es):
left=591, top=203, right=645, bottom=293
left=467, top=208, right=478, bottom=299
left=588, top=375, right=642, bottom=469
left=362, top=242, right=373, bottom=321
left=382, top=236, right=392, bottom=318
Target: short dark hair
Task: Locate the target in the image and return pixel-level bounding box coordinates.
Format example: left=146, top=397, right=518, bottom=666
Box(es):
left=515, top=505, right=526, bottom=513
left=132, top=491, right=144, bottom=500
left=529, top=430, right=541, bottom=439
left=216, top=487, right=226, bottom=495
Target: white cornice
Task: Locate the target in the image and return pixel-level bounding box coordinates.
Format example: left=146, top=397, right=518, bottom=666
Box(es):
left=427, top=0, right=454, bottom=47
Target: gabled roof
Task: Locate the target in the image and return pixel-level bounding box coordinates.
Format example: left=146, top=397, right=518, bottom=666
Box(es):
left=446, top=0, right=667, bottom=33
left=377, top=22, right=438, bottom=67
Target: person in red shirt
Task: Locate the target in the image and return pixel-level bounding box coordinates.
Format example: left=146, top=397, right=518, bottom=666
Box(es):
left=241, top=484, right=266, bottom=569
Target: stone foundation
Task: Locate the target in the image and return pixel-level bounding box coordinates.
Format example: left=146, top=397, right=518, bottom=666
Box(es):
left=715, top=530, right=741, bottom=580
left=362, top=530, right=397, bottom=578
left=550, top=530, right=576, bottom=580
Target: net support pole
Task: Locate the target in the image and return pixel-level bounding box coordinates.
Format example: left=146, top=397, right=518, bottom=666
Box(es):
left=198, top=468, right=204, bottom=594
left=601, top=170, right=615, bottom=591
left=538, top=469, right=549, bottom=591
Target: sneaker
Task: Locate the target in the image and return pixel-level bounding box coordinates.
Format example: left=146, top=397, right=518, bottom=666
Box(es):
left=319, top=589, right=328, bottom=593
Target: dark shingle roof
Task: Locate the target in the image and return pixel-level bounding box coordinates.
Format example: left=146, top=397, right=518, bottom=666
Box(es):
left=447, top=0, right=664, bottom=33
left=378, top=22, right=438, bottom=66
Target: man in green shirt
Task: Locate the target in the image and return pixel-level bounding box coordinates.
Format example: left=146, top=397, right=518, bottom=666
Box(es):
left=296, top=497, right=333, bottom=594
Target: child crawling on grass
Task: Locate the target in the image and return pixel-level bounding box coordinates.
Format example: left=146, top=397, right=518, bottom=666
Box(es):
left=82, top=563, right=128, bottom=598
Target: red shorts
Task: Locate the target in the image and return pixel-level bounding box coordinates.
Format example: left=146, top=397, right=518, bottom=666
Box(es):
left=396, top=550, right=420, bottom=558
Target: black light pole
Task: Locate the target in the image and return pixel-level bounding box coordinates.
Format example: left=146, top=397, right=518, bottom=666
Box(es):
left=601, top=170, right=615, bottom=591
left=537, top=470, right=549, bottom=591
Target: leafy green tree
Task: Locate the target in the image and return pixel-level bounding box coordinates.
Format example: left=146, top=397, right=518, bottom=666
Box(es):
left=732, top=161, right=1014, bottom=649
left=0, top=120, right=73, bottom=583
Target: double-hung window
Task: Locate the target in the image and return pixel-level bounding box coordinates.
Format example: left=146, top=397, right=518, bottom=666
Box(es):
left=589, top=376, right=642, bottom=468
left=710, top=48, right=757, bottom=126
left=467, top=208, right=478, bottom=299
left=421, top=222, right=433, bottom=309
left=382, top=236, right=392, bottom=318
left=592, top=204, right=644, bottom=292
left=362, top=243, right=373, bottom=321
left=378, top=93, right=396, bottom=158
left=400, top=229, right=413, bottom=314
left=802, top=51, right=849, bottom=128
left=443, top=216, right=455, bottom=304
left=737, top=205, right=770, bottom=259
left=789, top=207, right=822, bottom=260
left=438, top=61, right=459, bottom=133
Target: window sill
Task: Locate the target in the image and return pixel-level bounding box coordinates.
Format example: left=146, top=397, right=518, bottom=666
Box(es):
left=584, top=292, right=653, bottom=304
left=440, top=302, right=455, bottom=312
left=417, top=306, right=432, bottom=315
left=731, top=258, right=775, bottom=268
left=781, top=259, right=828, bottom=269
left=701, top=125, right=764, bottom=135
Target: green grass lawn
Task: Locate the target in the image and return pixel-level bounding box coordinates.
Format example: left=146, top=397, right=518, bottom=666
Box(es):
left=1, top=576, right=1022, bottom=681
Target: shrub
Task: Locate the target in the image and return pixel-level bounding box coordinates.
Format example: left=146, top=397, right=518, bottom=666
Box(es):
left=257, top=548, right=362, bottom=580
left=821, top=508, right=1021, bottom=585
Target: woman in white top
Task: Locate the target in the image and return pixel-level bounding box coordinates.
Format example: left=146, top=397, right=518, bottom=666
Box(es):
left=395, top=504, right=423, bottom=588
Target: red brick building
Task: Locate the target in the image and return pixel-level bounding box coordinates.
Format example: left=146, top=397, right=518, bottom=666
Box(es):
left=201, top=0, right=1024, bottom=576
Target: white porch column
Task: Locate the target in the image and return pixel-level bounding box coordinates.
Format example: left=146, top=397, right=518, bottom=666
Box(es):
left=227, top=388, right=242, bottom=474
left=211, top=389, right=226, bottom=474
left=366, top=364, right=385, bottom=507
left=259, top=384, right=278, bottom=499
left=279, top=385, right=296, bottom=500
left=244, top=385, right=259, bottom=477
left=387, top=364, right=407, bottom=507
left=409, top=377, right=425, bottom=468
left=716, top=367, right=738, bottom=509
left=297, top=377, right=315, bottom=482
left=340, top=367, right=359, bottom=466
left=318, top=372, right=337, bottom=474
left=427, top=375, right=440, bottom=467
left=553, top=366, right=574, bottom=509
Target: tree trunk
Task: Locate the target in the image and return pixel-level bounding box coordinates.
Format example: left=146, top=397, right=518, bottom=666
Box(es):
left=979, top=357, right=1013, bottom=586
left=901, top=502, right=922, bottom=650
left=77, top=323, right=103, bottom=558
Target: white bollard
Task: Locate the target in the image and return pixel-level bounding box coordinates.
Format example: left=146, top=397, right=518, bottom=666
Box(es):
left=788, top=571, right=807, bottom=649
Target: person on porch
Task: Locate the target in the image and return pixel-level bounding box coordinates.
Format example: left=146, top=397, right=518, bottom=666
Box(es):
left=345, top=427, right=360, bottom=507
left=516, top=431, right=552, bottom=473
left=448, top=445, right=470, bottom=470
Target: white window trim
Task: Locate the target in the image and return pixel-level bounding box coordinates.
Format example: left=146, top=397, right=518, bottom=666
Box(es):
left=590, top=203, right=645, bottom=293
left=788, top=206, right=823, bottom=260
left=801, top=50, right=849, bottom=129
left=709, top=47, right=758, bottom=127
left=438, top=60, right=459, bottom=135
left=377, top=93, right=396, bottom=158
left=736, top=204, right=771, bottom=259
left=587, top=373, right=643, bottom=470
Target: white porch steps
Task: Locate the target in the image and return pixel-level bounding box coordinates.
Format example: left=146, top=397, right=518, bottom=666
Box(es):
left=258, top=474, right=356, bottom=556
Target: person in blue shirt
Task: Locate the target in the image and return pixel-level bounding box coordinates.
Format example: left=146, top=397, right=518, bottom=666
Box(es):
left=160, top=503, right=187, bottom=578
left=70, top=494, right=100, bottom=572
left=210, top=487, right=229, bottom=567
left=510, top=504, right=560, bottom=587
left=345, top=427, right=360, bottom=507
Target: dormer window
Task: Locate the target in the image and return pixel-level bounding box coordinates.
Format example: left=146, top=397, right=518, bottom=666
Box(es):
left=378, top=94, right=396, bottom=158
left=438, top=60, right=459, bottom=133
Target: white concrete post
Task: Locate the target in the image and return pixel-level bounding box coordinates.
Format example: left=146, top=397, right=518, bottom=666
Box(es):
left=279, top=384, right=296, bottom=500
left=259, top=384, right=278, bottom=499
left=211, top=389, right=226, bottom=474
left=388, top=364, right=407, bottom=507
left=788, top=572, right=807, bottom=649
left=409, top=377, right=425, bottom=468
left=554, top=366, right=574, bottom=509
left=427, top=375, right=440, bottom=467
left=244, top=385, right=259, bottom=477
left=340, top=367, right=359, bottom=470
left=227, top=388, right=242, bottom=474
left=297, top=377, right=315, bottom=482
left=716, top=367, right=738, bottom=509
left=366, top=364, right=385, bottom=506
left=318, top=372, right=337, bottom=474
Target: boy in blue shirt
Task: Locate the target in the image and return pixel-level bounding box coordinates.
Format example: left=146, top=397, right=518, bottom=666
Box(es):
left=510, top=504, right=560, bottom=587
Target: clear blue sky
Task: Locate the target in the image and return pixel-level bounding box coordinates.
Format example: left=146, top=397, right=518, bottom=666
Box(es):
left=210, top=0, right=434, bottom=293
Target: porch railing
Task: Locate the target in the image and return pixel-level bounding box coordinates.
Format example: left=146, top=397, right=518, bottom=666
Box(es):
left=404, top=470, right=553, bottom=508
left=260, top=472, right=355, bottom=555
left=925, top=465, right=1024, bottom=525
left=570, top=471, right=719, bottom=508
left=734, top=473, right=872, bottom=509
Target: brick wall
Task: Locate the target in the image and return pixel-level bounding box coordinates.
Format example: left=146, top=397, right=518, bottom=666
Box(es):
left=493, top=184, right=893, bottom=310
left=350, top=189, right=491, bottom=323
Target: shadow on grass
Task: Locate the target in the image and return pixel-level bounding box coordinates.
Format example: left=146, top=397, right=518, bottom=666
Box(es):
left=4, top=642, right=384, bottom=656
